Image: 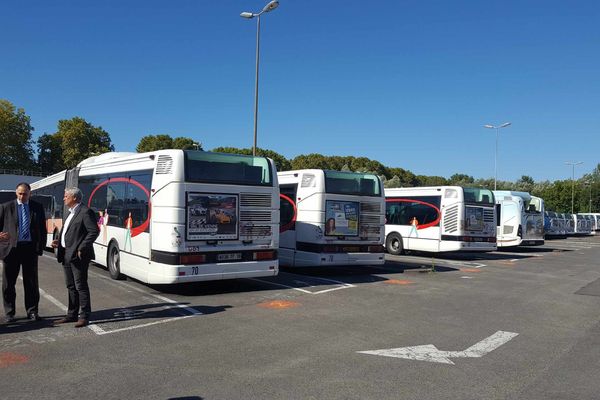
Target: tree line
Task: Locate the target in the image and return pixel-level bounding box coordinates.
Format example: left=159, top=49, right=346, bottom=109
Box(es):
left=1, top=99, right=598, bottom=213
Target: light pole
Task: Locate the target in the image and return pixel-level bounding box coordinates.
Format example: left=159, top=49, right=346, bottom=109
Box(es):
left=565, top=161, right=583, bottom=214
left=584, top=180, right=592, bottom=213
left=240, top=0, right=280, bottom=156
left=483, top=122, right=511, bottom=190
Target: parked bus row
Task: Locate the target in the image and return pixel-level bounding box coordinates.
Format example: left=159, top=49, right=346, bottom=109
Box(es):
left=544, top=211, right=600, bottom=237
left=16, top=150, right=596, bottom=286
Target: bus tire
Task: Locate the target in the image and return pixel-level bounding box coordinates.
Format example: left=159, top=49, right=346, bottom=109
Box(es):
left=386, top=233, right=404, bottom=255
left=108, top=242, right=125, bottom=280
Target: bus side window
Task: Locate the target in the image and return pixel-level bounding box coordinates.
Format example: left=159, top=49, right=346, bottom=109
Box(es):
left=495, top=204, right=501, bottom=226
left=280, top=184, right=297, bottom=231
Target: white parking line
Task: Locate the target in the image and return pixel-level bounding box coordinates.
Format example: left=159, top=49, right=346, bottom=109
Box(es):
left=87, top=269, right=202, bottom=316
left=248, top=278, right=314, bottom=294
left=37, top=255, right=201, bottom=335
left=249, top=273, right=355, bottom=295
left=91, top=315, right=195, bottom=335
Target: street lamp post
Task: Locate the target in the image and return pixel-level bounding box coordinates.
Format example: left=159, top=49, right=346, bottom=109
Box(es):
left=585, top=180, right=593, bottom=213
left=565, top=161, right=583, bottom=214
left=240, top=0, right=280, bottom=156
left=483, top=122, right=511, bottom=190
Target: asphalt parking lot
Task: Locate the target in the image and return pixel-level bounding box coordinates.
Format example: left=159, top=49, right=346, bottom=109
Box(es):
left=1, top=235, right=600, bottom=400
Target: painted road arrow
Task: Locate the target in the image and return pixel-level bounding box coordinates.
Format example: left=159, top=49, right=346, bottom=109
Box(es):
left=358, top=330, right=518, bottom=365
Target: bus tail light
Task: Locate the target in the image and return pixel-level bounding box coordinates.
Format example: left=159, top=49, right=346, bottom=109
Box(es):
left=368, top=245, right=384, bottom=253
left=180, top=254, right=207, bottom=264
left=323, top=245, right=338, bottom=253
left=253, top=250, right=276, bottom=261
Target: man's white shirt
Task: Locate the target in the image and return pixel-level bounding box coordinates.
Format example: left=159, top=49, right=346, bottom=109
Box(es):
left=61, top=203, right=82, bottom=248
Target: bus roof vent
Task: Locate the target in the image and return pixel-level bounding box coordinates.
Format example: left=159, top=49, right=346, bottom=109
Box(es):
left=156, top=155, right=173, bottom=174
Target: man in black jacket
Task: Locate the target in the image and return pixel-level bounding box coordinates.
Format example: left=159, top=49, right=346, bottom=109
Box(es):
left=52, top=187, right=99, bottom=328
left=0, top=182, right=47, bottom=323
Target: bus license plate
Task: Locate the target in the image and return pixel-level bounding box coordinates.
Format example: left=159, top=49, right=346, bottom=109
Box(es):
left=342, top=246, right=360, bottom=252
left=217, top=253, right=242, bottom=261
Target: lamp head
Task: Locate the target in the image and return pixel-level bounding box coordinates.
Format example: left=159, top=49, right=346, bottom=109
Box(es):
left=500, top=122, right=511, bottom=128
left=483, top=124, right=494, bottom=129
left=240, top=12, right=254, bottom=19
left=262, top=0, right=279, bottom=13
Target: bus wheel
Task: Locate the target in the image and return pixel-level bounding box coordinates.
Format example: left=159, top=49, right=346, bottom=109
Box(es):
left=108, top=242, right=125, bottom=280
left=386, top=233, right=404, bottom=255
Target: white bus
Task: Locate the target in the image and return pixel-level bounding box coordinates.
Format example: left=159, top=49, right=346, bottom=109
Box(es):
left=31, top=150, right=280, bottom=284
left=493, top=191, right=544, bottom=247
left=384, top=186, right=497, bottom=254
left=544, top=211, right=564, bottom=238
left=278, top=169, right=385, bottom=267
left=562, top=213, right=575, bottom=235
left=573, top=214, right=592, bottom=235
left=578, top=213, right=600, bottom=233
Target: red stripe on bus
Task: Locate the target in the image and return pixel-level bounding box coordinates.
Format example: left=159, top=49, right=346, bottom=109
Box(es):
left=279, top=193, right=297, bottom=233
left=385, top=198, right=441, bottom=230
left=88, top=177, right=151, bottom=238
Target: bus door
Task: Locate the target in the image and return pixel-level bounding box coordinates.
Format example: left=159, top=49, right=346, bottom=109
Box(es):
left=498, top=200, right=520, bottom=242
left=279, top=184, right=298, bottom=266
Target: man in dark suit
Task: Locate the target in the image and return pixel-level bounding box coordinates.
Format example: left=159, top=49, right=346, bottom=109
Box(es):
left=0, top=182, right=47, bottom=323
left=52, top=187, right=99, bottom=328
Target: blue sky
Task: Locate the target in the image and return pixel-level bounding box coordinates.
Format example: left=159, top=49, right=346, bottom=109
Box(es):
left=2, top=0, right=598, bottom=182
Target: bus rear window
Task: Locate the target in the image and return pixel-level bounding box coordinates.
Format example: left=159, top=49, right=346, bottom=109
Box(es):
left=185, top=151, right=272, bottom=186
left=324, top=170, right=381, bottom=197
left=463, top=188, right=494, bottom=205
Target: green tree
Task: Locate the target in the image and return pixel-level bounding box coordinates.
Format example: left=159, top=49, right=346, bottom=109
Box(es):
left=173, top=137, right=201, bottom=150
left=290, top=153, right=331, bottom=170
left=136, top=134, right=201, bottom=152
left=473, top=178, right=495, bottom=190
left=416, top=175, right=448, bottom=186
left=0, top=99, right=35, bottom=170
left=37, top=133, right=64, bottom=173
left=384, top=175, right=402, bottom=188
left=56, top=117, right=114, bottom=168
left=136, top=134, right=175, bottom=152
left=515, top=175, right=535, bottom=193
left=386, top=167, right=417, bottom=186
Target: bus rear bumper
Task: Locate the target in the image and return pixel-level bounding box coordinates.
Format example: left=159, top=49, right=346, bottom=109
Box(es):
left=145, top=260, right=279, bottom=284
left=289, top=251, right=385, bottom=267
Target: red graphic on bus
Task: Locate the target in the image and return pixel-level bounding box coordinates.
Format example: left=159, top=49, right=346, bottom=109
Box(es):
left=88, top=177, right=151, bottom=237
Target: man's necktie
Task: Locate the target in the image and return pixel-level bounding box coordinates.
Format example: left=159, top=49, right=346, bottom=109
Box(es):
left=20, top=204, right=31, bottom=241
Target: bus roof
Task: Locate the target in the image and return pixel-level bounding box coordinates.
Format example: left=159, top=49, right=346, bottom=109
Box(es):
left=493, top=190, right=532, bottom=202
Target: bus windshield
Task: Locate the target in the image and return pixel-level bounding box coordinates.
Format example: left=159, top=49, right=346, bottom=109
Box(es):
left=525, top=197, right=543, bottom=213
left=463, top=187, right=494, bottom=205
left=324, top=170, right=381, bottom=197
left=185, top=151, right=273, bottom=186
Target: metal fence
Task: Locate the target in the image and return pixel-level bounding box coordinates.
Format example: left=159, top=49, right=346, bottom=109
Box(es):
left=0, top=169, right=47, bottom=177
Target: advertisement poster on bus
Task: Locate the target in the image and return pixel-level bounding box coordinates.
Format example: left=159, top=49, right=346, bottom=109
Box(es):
left=325, top=200, right=359, bottom=236
left=465, top=206, right=484, bottom=231
left=186, top=193, right=238, bottom=240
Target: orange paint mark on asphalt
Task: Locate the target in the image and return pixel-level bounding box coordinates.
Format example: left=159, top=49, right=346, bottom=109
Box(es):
left=459, top=268, right=482, bottom=273
left=0, top=353, right=29, bottom=368
left=258, top=300, right=300, bottom=309
left=384, top=279, right=415, bottom=285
